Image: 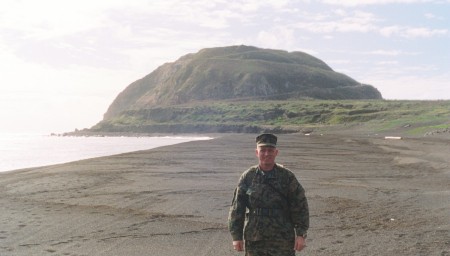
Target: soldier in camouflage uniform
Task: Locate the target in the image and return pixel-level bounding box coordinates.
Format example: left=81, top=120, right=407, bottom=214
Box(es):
left=228, top=133, right=309, bottom=256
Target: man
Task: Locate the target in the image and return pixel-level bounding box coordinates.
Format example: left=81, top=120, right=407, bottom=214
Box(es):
left=228, top=133, right=309, bottom=255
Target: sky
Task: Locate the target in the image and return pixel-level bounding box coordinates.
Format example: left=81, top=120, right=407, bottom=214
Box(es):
left=0, top=0, right=449, bottom=134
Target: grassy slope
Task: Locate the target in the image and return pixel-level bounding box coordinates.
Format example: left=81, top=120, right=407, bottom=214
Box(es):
left=89, top=99, right=450, bottom=137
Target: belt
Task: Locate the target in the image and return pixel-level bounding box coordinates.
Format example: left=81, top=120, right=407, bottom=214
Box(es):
left=249, top=208, right=283, bottom=216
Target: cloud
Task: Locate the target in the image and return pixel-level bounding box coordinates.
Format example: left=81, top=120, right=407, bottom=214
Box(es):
left=379, top=25, right=448, bottom=38
left=292, top=10, right=375, bottom=33
left=402, top=27, right=448, bottom=38
left=0, top=0, right=112, bottom=40
left=321, top=0, right=436, bottom=6
left=366, top=49, right=419, bottom=56
left=292, top=9, right=381, bottom=34
left=256, top=27, right=296, bottom=49
left=376, top=60, right=399, bottom=65
left=291, top=9, right=447, bottom=39
left=0, top=0, right=236, bottom=69
left=379, top=26, right=401, bottom=37
left=369, top=50, right=403, bottom=56
left=424, top=12, right=444, bottom=20
left=294, top=18, right=376, bottom=33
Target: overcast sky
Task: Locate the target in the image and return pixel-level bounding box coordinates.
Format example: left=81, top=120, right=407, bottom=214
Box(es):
left=1, top=0, right=449, bottom=133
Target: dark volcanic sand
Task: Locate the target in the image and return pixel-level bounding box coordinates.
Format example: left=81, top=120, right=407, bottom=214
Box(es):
left=1, top=133, right=449, bottom=255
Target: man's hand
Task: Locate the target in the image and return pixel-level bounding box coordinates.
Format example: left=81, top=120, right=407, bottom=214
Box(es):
left=233, top=240, right=244, bottom=251
left=294, top=236, right=306, bottom=251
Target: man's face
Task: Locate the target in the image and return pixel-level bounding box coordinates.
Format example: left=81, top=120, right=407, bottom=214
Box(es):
left=256, top=146, right=278, bottom=166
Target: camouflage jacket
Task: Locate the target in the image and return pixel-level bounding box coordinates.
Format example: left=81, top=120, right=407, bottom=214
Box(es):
left=228, top=164, right=309, bottom=241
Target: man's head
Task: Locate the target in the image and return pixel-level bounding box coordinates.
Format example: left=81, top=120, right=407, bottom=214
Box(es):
left=255, top=133, right=278, bottom=170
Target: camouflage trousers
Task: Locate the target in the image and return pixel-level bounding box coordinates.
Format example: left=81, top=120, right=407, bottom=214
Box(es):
left=244, top=240, right=295, bottom=256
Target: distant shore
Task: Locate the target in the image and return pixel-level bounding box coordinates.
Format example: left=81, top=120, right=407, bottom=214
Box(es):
left=0, top=133, right=448, bottom=255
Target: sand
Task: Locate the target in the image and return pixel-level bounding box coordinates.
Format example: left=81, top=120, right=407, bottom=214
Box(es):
left=0, top=133, right=449, bottom=256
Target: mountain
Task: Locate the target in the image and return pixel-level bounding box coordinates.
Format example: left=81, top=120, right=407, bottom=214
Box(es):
left=103, top=45, right=382, bottom=120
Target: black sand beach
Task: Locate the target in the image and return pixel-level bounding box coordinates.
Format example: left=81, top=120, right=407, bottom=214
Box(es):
left=1, top=133, right=449, bottom=255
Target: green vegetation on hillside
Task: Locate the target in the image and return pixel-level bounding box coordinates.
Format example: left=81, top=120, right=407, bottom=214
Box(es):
left=88, top=100, right=450, bottom=136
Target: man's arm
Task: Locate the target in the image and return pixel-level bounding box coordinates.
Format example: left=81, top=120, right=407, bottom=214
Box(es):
left=228, top=176, right=248, bottom=241
left=289, top=176, right=309, bottom=238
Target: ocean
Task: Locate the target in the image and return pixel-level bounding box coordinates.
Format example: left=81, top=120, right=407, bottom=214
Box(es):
left=0, top=133, right=212, bottom=173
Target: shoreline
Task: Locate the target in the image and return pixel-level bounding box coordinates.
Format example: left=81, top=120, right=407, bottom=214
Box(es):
left=0, top=134, right=214, bottom=173
left=0, top=133, right=448, bottom=255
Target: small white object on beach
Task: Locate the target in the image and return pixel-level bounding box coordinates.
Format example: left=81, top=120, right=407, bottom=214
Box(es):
left=385, top=136, right=402, bottom=140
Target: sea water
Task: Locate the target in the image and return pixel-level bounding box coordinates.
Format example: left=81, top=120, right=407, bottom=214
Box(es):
left=0, top=133, right=212, bottom=172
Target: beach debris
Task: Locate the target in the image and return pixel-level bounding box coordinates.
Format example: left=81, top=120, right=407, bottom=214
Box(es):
left=301, top=128, right=314, bottom=135
left=384, top=136, right=402, bottom=140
